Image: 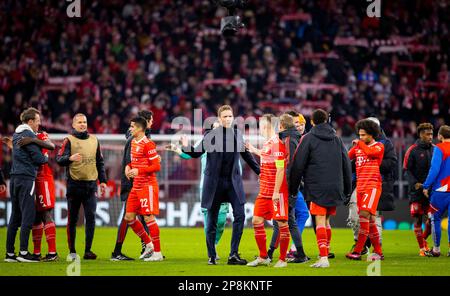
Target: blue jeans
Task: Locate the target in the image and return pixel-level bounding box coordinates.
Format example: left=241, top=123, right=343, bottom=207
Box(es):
left=295, top=191, right=310, bottom=235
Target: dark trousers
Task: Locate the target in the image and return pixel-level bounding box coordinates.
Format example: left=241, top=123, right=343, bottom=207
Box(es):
left=66, top=186, right=97, bottom=253
left=6, top=176, right=36, bottom=253
left=206, top=177, right=244, bottom=258
left=270, top=195, right=304, bottom=252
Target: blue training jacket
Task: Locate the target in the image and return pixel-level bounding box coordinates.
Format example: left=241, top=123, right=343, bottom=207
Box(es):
left=423, top=142, right=450, bottom=192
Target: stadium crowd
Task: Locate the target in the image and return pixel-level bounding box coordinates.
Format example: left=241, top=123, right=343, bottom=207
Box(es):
left=0, top=0, right=448, bottom=139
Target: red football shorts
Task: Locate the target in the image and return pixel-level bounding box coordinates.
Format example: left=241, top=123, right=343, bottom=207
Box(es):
left=357, top=187, right=382, bottom=215
left=35, top=177, right=55, bottom=212
left=126, top=184, right=159, bottom=216
left=309, top=202, right=336, bottom=216
left=253, top=192, right=288, bottom=221
left=410, top=201, right=430, bottom=217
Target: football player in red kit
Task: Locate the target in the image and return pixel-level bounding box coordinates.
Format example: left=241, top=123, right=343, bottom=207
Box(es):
left=32, top=132, right=58, bottom=261
left=347, top=119, right=385, bottom=261
left=122, top=117, right=162, bottom=261
left=246, top=114, right=290, bottom=268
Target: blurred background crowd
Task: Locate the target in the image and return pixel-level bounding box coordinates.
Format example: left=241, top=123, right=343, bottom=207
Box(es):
left=0, top=0, right=448, bottom=139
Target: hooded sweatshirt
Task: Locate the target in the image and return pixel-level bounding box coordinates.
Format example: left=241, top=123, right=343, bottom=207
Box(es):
left=289, top=123, right=352, bottom=207
left=11, top=124, right=48, bottom=179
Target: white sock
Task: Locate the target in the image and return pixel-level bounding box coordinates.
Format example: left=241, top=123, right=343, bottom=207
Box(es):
left=7, top=253, right=14, bottom=256
left=433, top=246, right=440, bottom=253
left=20, top=251, right=27, bottom=255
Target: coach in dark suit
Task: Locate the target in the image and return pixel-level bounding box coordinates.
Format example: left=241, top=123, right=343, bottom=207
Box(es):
left=182, top=105, right=260, bottom=265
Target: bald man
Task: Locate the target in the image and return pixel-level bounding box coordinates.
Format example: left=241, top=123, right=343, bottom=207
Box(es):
left=56, top=113, right=107, bottom=261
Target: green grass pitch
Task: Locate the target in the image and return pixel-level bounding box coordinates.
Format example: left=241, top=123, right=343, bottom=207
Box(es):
left=0, top=227, right=449, bottom=276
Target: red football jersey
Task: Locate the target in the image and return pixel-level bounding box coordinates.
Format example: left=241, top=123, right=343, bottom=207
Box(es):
left=129, top=136, right=160, bottom=189
left=258, top=136, right=288, bottom=199
left=348, top=140, right=384, bottom=192
left=36, top=132, right=53, bottom=178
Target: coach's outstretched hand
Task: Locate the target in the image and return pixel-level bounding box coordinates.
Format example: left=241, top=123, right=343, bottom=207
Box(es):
left=165, top=143, right=182, bottom=155
left=180, top=135, right=189, bottom=147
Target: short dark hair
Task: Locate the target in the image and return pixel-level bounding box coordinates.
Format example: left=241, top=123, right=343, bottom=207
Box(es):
left=131, top=117, right=147, bottom=130
left=311, top=109, right=328, bottom=125
left=285, top=110, right=299, bottom=117
left=417, top=123, right=434, bottom=135
left=138, top=110, right=153, bottom=121
left=20, top=107, right=40, bottom=123
left=438, top=125, right=450, bottom=139
left=355, top=119, right=381, bottom=138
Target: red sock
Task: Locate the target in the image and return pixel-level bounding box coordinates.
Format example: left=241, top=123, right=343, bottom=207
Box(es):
left=369, top=221, right=382, bottom=254
left=146, top=220, right=161, bottom=252
left=354, top=216, right=369, bottom=254
left=32, top=223, right=44, bottom=255
left=423, top=219, right=431, bottom=240
left=316, top=225, right=328, bottom=257
left=128, top=219, right=151, bottom=245
left=253, top=223, right=267, bottom=258
left=44, top=221, right=57, bottom=253
left=413, top=222, right=424, bottom=249
left=279, top=224, right=290, bottom=261
left=326, top=225, right=332, bottom=251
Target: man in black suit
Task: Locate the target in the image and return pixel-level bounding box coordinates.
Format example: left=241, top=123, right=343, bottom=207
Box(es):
left=182, top=105, right=260, bottom=265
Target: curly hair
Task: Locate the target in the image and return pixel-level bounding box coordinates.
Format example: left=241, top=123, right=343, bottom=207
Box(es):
left=417, top=122, right=433, bottom=135
left=355, top=119, right=381, bottom=138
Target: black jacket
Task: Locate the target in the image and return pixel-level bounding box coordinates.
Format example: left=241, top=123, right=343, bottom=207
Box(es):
left=376, top=131, right=397, bottom=211
left=289, top=123, right=352, bottom=207
left=120, top=129, right=152, bottom=200
left=56, top=130, right=107, bottom=189
left=279, top=127, right=301, bottom=196
left=403, top=140, right=433, bottom=202
left=182, top=127, right=260, bottom=209
left=11, top=124, right=48, bottom=180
